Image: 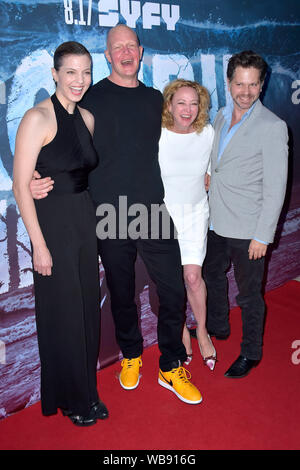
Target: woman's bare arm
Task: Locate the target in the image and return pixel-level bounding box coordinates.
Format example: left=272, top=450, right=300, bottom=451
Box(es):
left=13, top=107, right=53, bottom=275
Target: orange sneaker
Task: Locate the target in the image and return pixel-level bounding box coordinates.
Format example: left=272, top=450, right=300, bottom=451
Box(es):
left=158, top=365, right=202, bottom=404
left=119, top=356, right=142, bottom=390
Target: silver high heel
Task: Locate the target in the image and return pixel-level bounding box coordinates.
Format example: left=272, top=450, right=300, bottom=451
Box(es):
left=184, top=354, right=193, bottom=366
left=199, top=334, right=217, bottom=371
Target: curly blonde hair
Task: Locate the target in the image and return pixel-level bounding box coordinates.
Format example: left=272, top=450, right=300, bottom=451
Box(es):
left=162, top=79, right=210, bottom=133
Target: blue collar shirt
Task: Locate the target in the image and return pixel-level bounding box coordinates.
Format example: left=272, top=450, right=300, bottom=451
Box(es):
left=218, top=100, right=255, bottom=162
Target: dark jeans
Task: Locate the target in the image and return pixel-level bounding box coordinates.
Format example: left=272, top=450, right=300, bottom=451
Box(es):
left=97, top=236, right=187, bottom=371
left=203, top=230, right=265, bottom=360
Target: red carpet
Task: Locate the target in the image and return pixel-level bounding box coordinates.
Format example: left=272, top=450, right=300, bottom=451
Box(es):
left=0, top=280, right=299, bottom=451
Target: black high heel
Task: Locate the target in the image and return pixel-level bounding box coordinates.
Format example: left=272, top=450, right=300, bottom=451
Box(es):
left=61, top=408, right=97, bottom=427
left=90, top=400, right=109, bottom=420
left=61, top=398, right=109, bottom=426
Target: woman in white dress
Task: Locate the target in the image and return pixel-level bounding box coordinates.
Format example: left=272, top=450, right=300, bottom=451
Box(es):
left=159, top=79, right=216, bottom=370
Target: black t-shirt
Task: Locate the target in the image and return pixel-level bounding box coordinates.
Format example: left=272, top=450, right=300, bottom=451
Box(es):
left=80, top=78, right=164, bottom=209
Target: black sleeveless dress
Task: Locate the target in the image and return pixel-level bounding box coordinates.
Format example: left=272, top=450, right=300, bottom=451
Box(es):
left=33, top=94, right=100, bottom=417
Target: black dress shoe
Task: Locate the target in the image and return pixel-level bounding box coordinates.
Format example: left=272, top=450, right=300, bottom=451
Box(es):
left=224, top=355, right=259, bottom=378
left=91, top=399, right=109, bottom=420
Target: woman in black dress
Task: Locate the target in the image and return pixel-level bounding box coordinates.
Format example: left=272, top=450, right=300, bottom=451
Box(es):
left=13, top=42, right=107, bottom=426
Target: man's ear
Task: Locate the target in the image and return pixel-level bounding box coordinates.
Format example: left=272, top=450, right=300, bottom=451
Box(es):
left=104, top=49, right=112, bottom=64
left=226, top=77, right=231, bottom=92
left=138, top=46, right=144, bottom=61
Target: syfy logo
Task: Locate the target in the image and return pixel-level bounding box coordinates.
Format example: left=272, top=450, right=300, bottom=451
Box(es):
left=98, top=0, right=180, bottom=30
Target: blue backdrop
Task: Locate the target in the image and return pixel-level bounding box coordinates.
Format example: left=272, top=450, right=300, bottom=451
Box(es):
left=0, top=0, right=299, bottom=419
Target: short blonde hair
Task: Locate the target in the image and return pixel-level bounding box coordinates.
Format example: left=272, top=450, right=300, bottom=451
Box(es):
left=162, top=79, right=210, bottom=133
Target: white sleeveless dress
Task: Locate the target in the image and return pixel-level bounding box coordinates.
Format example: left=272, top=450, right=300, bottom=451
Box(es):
left=159, top=124, right=214, bottom=266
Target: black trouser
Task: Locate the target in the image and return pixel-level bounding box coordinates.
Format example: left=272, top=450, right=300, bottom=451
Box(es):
left=97, top=236, right=187, bottom=371
left=203, top=230, right=265, bottom=360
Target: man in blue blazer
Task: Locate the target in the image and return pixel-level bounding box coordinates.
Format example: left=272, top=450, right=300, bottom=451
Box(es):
left=203, top=51, right=288, bottom=378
